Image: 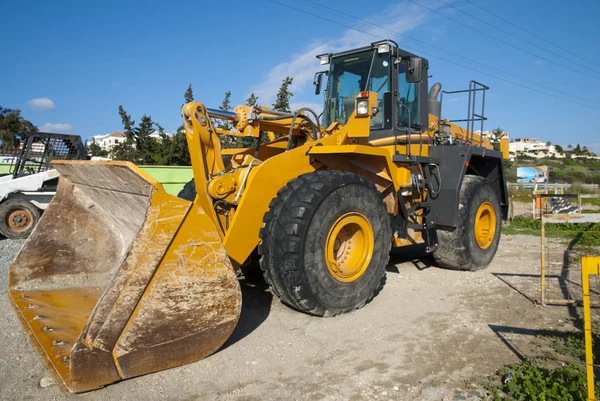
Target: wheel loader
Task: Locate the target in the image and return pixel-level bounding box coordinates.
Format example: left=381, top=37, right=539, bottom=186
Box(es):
left=8, top=40, right=509, bottom=392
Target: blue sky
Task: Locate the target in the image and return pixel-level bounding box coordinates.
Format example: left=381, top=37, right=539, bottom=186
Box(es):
left=2, top=0, right=599, bottom=153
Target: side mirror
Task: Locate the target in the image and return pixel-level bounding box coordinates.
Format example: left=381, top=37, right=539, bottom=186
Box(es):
left=314, top=72, right=324, bottom=95
left=406, top=57, right=423, bottom=83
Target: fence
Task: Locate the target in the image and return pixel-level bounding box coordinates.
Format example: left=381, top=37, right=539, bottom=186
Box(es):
left=508, top=182, right=600, bottom=192
left=510, top=194, right=579, bottom=220
left=540, top=213, right=600, bottom=305
left=510, top=193, right=600, bottom=220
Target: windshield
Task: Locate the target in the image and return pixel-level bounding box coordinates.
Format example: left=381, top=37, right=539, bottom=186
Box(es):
left=322, top=49, right=390, bottom=129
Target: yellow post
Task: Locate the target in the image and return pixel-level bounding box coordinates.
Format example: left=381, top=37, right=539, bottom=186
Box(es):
left=582, top=256, right=600, bottom=401
left=540, top=216, right=546, bottom=305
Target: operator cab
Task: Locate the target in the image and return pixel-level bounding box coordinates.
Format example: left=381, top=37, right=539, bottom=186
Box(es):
left=315, top=40, right=429, bottom=140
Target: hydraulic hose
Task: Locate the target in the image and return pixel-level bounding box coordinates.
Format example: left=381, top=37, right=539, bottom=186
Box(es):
left=253, top=107, right=322, bottom=150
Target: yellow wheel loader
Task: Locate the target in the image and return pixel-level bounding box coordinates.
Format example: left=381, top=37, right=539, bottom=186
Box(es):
left=8, top=40, right=509, bottom=392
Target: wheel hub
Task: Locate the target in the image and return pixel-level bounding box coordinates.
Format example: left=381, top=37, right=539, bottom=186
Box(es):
left=325, top=212, right=374, bottom=283
left=7, top=209, right=33, bottom=232
left=474, top=202, right=496, bottom=249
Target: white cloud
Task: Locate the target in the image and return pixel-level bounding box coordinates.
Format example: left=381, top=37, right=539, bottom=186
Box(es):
left=27, top=97, right=56, bottom=111
left=252, top=1, right=431, bottom=106
left=40, top=123, right=74, bottom=133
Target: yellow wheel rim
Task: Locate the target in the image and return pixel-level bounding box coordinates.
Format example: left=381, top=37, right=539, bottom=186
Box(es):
left=474, top=202, right=496, bottom=249
left=325, top=212, right=374, bottom=283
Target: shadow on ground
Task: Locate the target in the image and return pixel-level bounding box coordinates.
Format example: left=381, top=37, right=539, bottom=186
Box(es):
left=387, top=243, right=433, bottom=272
left=221, top=272, right=273, bottom=349
left=488, top=323, right=597, bottom=362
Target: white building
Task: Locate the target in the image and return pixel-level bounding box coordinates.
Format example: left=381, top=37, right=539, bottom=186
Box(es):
left=508, top=137, right=567, bottom=159
left=509, top=138, right=550, bottom=153
left=89, top=132, right=127, bottom=152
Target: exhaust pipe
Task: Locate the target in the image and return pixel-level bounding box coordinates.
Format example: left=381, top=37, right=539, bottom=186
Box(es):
left=428, top=82, right=442, bottom=118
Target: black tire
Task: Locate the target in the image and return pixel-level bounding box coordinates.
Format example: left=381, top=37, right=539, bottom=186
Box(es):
left=177, top=179, right=196, bottom=202
left=432, top=175, right=502, bottom=271
left=258, top=170, right=392, bottom=317
left=0, top=199, right=41, bottom=239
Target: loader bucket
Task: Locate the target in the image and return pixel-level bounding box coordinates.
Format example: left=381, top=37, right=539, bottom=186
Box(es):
left=8, top=161, right=241, bottom=393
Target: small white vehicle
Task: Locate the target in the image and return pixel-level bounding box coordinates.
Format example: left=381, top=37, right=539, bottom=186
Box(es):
left=0, top=133, right=87, bottom=238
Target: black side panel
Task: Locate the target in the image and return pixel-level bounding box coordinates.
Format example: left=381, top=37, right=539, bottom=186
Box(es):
left=467, top=149, right=509, bottom=220
left=427, top=146, right=507, bottom=228
left=427, top=146, right=469, bottom=228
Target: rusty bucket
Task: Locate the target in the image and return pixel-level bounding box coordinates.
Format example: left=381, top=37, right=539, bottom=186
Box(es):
left=8, top=161, right=241, bottom=392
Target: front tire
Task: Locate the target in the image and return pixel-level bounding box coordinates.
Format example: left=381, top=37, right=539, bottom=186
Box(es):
left=258, top=170, right=391, bottom=316
left=432, top=175, right=502, bottom=271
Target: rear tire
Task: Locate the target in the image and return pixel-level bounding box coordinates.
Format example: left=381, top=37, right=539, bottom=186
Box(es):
left=432, top=175, right=501, bottom=271
left=258, top=170, right=391, bottom=317
left=0, top=200, right=41, bottom=239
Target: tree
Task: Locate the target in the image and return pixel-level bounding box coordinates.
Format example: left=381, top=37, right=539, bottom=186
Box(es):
left=158, top=126, right=191, bottom=166
left=574, top=144, right=582, bottom=154
left=118, top=105, right=135, bottom=141
left=567, top=144, right=573, bottom=150
left=112, top=106, right=159, bottom=164
left=184, top=84, right=194, bottom=104
left=555, top=144, right=564, bottom=153
left=488, top=127, right=505, bottom=151
left=246, top=93, right=259, bottom=107
left=86, top=141, right=108, bottom=157
left=135, top=114, right=160, bottom=164
left=0, top=106, right=38, bottom=150
left=272, top=77, right=294, bottom=112
left=112, top=106, right=137, bottom=161
left=217, top=91, right=236, bottom=149
left=546, top=141, right=551, bottom=146
left=217, top=91, right=233, bottom=130
left=163, top=84, right=194, bottom=165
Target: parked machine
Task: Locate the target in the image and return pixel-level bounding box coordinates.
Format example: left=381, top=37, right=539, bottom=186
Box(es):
left=0, top=132, right=87, bottom=238
left=8, top=40, right=509, bottom=392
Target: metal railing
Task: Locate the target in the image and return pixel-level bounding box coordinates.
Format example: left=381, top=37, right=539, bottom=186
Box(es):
left=508, top=183, right=600, bottom=192
left=440, top=80, right=489, bottom=146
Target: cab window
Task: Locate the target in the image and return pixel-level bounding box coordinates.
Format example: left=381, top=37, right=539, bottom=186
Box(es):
left=397, top=63, right=420, bottom=129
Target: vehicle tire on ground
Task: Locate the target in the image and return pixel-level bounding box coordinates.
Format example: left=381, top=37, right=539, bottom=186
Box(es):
left=432, top=175, right=501, bottom=271
left=258, top=170, right=392, bottom=317
left=177, top=179, right=196, bottom=202
left=0, top=200, right=41, bottom=239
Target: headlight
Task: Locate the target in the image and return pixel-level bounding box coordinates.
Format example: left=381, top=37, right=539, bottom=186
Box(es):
left=377, top=43, right=390, bottom=53
left=317, top=53, right=332, bottom=65
left=356, top=100, right=369, bottom=116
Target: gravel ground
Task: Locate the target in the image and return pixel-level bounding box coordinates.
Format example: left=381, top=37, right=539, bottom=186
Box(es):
left=0, top=234, right=576, bottom=400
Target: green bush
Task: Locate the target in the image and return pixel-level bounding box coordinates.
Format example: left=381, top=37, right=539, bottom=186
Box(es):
left=486, top=360, right=589, bottom=401
left=503, top=217, right=600, bottom=247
